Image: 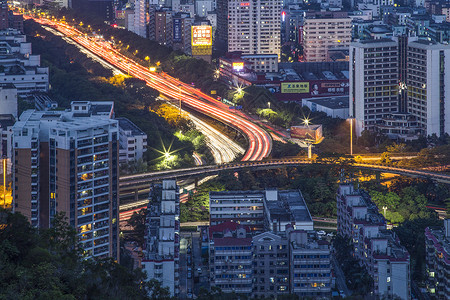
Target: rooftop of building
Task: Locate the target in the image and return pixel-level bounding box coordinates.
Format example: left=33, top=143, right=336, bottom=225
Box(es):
left=209, top=221, right=251, bottom=239
left=265, top=190, right=313, bottom=224
left=0, top=114, right=15, bottom=129
left=13, top=106, right=117, bottom=133
left=214, top=237, right=252, bottom=247
left=117, top=117, right=146, bottom=136
left=303, top=95, right=349, bottom=109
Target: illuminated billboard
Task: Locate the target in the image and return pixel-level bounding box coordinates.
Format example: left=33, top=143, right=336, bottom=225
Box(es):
left=191, top=25, right=212, bottom=46
left=232, top=62, right=244, bottom=71
left=290, top=125, right=323, bottom=143
left=281, top=82, right=309, bottom=94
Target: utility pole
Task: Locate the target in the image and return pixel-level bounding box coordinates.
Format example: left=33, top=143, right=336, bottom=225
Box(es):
left=3, top=158, right=6, bottom=209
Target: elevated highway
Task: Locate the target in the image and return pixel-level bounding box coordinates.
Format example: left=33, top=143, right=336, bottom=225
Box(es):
left=119, top=159, right=450, bottom=203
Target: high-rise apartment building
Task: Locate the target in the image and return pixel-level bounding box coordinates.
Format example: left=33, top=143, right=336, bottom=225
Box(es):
left=425, top=219, right=450, bottom=299
left=337, top=183, right=410, bottom=299
left=12, top=102, right=119, bottom=260
left=153, top=9, right=173, bottom=46
left=350, top=37, right=450, bottom=137
left=227, top=0, right=281, bottom=59
left=302, top=11, right=352, bottom=62
left=406, top=40, right=450, bottom=136
left=349, top=39, right=399, bottom=136
left=142, top=180, right=180, bottom=297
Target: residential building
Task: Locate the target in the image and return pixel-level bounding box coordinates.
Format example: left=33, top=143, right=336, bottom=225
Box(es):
left=0, top=31, right=49, bottom=98
left=302, top=11, right=352, bottom=62
left=132, top=0, right=147, bottom=37
left=425, top=219, right=450, bottom=299
left=337, top=183, right=411, bottom=299
left=263, top=189, right=314, bottom=233
left=0, top=114, right=14, bottom=182
left=349, top=39, right=399, bottom=136
left=117, top=117, right=147, bottom=164
left=195, top=0, right=213, bottom=17
left=227, top=0, right=281, bottom=59
left=252, top=231, right=290, bottom=297
left=153, top=9, right=173, bottom=46
left=209, top=222, right=253, bottom=294
left=289, top=230, right=332, bottom=297
left=0, top=84, right=17, bottom=119
left=12, top=101, right=119, bottom=260
left=376, top=112, right=421, bottom=140
left=142, top=180, right=180, bottom=297
left=209, top=190, right=265, bottom=230
left=33, top=93, right=58, bottom=111
left=172, top=13, right=194, bottom=55
left=406, top=40, right=450, bottom=137
left=215, top=0, right=229, bottom=50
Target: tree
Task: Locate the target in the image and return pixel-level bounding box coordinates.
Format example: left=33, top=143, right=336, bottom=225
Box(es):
left=126, top=209, right=148, bottom=248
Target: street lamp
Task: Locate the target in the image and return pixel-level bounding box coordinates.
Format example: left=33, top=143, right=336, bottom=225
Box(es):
left=2, top=157, right=5, bottom=209
left=348, top=117, right=354, bottom=156
left=268, top=102, right=271, bottom=109
left=145, top=56, right=150, bottom=69
left=382, top=206, right=387, bottom=218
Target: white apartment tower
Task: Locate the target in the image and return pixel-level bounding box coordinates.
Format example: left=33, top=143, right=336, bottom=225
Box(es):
left=12, top=102, right=119, bottom=260
left=407, top=40, right=450, bottom=136
left=133, top=0, right=147, bottom=37
left=350, top=39, right=399, bottom=136
left=142, top=180, right=180, bottom=297
left=227, top=0, right=281, bottom=59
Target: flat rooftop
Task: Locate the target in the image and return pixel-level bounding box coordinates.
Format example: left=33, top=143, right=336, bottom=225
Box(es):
left=303, top=96, right=349, bottom=109
left=117, top=117, right=146, bottom=136
left=265, top=190, right=313, bottom=223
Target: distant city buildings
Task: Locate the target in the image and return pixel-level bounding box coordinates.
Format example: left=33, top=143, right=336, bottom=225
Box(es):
left=337, top=183, right=411, bottom=299
left=12, top=101, right=119, bottom=260
left=209, top=189, right=331, bottom=297
left=425, top=219, right=450, bottom=299
left=142, top=180, right=180, bottom=297
left=0, top=30, right=49, bottom=98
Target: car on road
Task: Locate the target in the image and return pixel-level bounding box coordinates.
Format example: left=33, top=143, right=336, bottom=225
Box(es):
left=339, top=290, right=346, bottom=298
left=197, top=267, right=202, bottom=274
left=187, top=271, right=192, bottom=279
left=317, top=230, right=326, bottom=236
left=187, top=247, right=191, bottom=254
left=187, top=256, right=192, bottom=265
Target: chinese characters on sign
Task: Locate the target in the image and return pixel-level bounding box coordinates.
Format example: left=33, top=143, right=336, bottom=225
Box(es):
left=191, top=25, right=212, bottom=46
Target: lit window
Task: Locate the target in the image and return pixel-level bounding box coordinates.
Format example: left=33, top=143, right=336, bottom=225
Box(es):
left=387, top=277, right=391, bottom=282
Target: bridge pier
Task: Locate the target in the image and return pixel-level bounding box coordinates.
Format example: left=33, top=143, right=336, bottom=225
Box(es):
left=134, top=189, right=139, bottom=202
left=194, top=178, right=199, bottom=188
left=376, top=172, right=381, bottom=183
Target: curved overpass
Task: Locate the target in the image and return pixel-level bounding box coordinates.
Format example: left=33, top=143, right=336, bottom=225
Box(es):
left=120, top=159, right=450, bottom=193
left=30, top=16, right=272, bottom=161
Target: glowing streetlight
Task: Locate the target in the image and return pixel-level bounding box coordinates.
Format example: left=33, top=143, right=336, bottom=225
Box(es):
left=302, top=118, right=310, bottom=126
left=382, top=206, right=387, bottom=218
left=164, top=152, right=171, bottom=159
left=268, top=102, right=271, bottom=109
left=236, top=87, right=242, bottom=94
